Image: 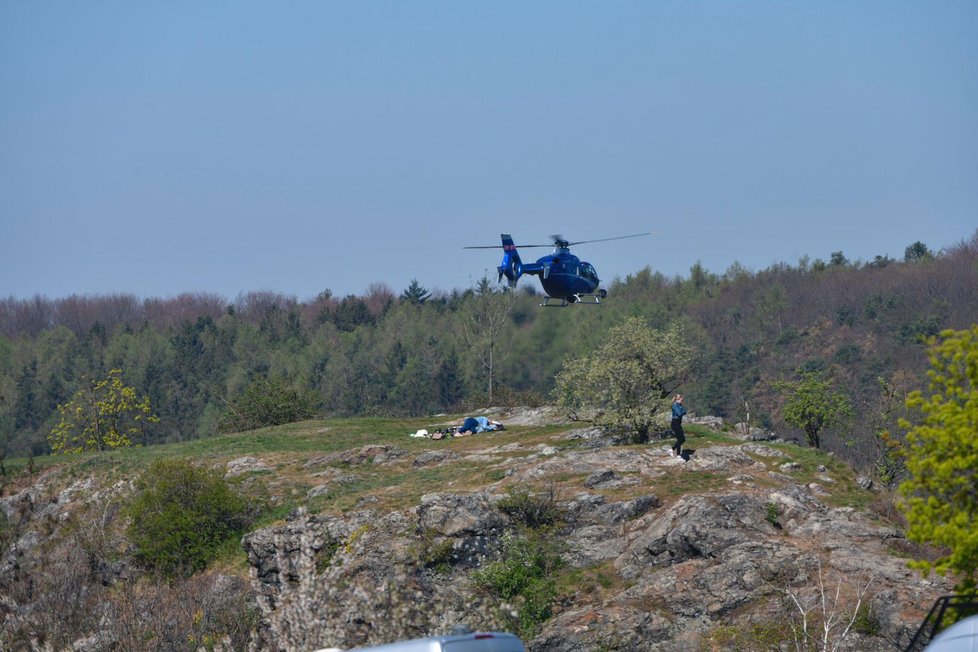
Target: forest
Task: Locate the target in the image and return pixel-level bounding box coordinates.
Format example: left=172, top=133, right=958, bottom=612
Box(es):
left=1, top=232, right=976, bottom=474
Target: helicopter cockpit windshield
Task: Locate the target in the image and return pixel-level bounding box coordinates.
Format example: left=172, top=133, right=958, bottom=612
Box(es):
left=580, top=262, right=598, bottom=283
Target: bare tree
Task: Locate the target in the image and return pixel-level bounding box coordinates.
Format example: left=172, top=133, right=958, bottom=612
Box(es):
left=782, top=557, right=875, bottom=652
left=461, top=280, right=516, bottom=404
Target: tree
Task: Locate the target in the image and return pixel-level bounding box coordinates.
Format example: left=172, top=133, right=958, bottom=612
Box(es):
left=48, top=369, right=158, bottom=454
left=899, top=326, right=978, bottom=592
left=461, top=282, right=516, bottom=404
left=328, top=295, right=375, bottom=332
left=775, top=372, right=852, bottom=449
left=400, top=279, right=432, bottom=305
left=552, top=317, right=698, bottom=441
left=868, top=254, right=894, bottom=268
left=904, top=240, right=933, bottom=263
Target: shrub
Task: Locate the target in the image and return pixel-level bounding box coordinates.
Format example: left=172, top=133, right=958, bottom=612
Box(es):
left=419, top=528, right=455, bottom=574
left=127, top=459, right=256, bottom=577
left=472, top=531, right=564, bottom=638
left=834, top=344, right=861, bottom=364
left=218, top=375, right=319, bottom=433
left=496, top=486, right=562, bottom=530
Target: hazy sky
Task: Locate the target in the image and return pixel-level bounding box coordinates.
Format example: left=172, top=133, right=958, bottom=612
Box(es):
left=2, top=2, right=976, bottom=301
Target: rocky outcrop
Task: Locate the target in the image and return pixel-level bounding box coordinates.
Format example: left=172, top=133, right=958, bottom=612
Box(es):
left=241, top=434, right=951, bottom=652
left=0, top=416, right=953, bottom=652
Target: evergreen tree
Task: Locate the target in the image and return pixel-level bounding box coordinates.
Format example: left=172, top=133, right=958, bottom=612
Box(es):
left=13, top=360, right=40, bottom=431
left=400, top=279, right=432, bottom=305
left=904, top=241, right=933, bottom=263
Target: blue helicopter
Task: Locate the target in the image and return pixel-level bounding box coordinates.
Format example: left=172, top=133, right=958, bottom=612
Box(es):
left=464, top=232, right=652, bottom=307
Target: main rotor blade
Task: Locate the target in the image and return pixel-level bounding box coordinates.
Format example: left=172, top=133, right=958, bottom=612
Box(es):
left=462, top=243, right=555, bottom=249
left=566, top=232, right=654, bottom=246
left=464, top=232, right=654, bottom=249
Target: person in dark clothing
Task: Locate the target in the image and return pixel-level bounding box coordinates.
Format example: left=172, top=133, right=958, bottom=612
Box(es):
left=670, top=394, right=687, bottom=459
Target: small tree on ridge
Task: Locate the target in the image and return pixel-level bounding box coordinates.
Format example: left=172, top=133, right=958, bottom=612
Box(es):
left=552, top=317, right=698, bottom=441
left=49, top=369, right=158, bottom=454
left=775, top=372, right=853, bottom=449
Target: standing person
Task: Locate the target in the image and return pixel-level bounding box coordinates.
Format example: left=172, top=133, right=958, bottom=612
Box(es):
left=670, top=394, right=687, bottom=459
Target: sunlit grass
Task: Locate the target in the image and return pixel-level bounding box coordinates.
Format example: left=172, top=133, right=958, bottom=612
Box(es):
left=2, top=414, right=874, bottom=521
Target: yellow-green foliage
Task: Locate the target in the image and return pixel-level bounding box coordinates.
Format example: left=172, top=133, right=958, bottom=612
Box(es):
left=552, top=317, right=697, bottom=440
left=48, top=369, right=159, bottom=454
left=899, top=326, right=978, bottom=591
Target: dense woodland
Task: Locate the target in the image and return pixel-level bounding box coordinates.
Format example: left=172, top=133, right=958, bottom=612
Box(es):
left=1, top=232, right=976, bottom=471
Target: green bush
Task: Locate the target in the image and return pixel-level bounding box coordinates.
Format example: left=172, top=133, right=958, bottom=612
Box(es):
left=496, top=486, right=562, bottom=530
left=834, top=344, right=862, bottom=364
left=419, top=527, right=456, bottom=574
left=473, top=531, right=564, bottom=638
left=218, top=375, right=319, bottom=433
left=127, top=459, right=256, bottom=577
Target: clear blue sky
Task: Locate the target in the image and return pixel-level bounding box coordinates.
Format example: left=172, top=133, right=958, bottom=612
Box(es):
left=2, top=2, right=976, bottom=301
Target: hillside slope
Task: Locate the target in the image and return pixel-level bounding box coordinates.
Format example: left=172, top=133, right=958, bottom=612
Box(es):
left=0, top=411, right=952, bottom=651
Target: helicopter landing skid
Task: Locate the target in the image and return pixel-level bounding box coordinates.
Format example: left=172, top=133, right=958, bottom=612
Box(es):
left=541, top=292, right=605, bottom=307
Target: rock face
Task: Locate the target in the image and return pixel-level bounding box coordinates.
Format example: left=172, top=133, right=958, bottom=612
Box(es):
left=0, top=417, right=953, bottom=652
left=240, top=435, right=951, bottom=652
left=241, top=495, right=510, bottom=652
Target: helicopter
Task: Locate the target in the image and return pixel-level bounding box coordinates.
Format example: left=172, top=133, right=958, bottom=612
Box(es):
left=464, top=232, right=652, bottom=307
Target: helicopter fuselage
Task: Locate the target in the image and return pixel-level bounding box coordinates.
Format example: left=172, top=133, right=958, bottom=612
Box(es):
left=526, top=248, right=601, bottom=300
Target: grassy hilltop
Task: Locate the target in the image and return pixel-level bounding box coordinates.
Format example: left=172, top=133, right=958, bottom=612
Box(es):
left=5, top=410, right=936, bottom=651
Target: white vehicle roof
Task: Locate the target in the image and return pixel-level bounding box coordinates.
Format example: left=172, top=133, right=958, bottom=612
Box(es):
left=315, top=631, right=525, bottom=652
left=925, top=615, right=978, bottom=651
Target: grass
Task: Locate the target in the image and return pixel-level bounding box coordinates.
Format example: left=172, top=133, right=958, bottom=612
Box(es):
left=702, top=619, right=794, bottom=651
left=1, top=416, right=584, bottom=519
left=758, top=441, right=874, bottom=510
left=2, top=415, right=876, bottom=527
left=654, top=470, right=729, bottom=497
left=683, top=423, right=743, bottom=446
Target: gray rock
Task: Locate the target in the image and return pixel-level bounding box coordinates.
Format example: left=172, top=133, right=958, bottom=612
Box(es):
left=740, top=442, right=791, bottom=458
left=688, top=445, right=764, bottom=471
left=226, top=456, right=272, bottom=477
left=687, top=415, right=724, bottom=430
left=413, top=450, right=460, bottom=467
left=594, top=494, right=660, bottom=525
left=417, top=492, right=506, bottom=538
left=616, top=494, right=779, bottom=578
left=558, top=426, right=630, bottom=448
left=302, top=445, right=407, bottom=468
left=733, top=423, right=779, bottom=441
left=584, top=469, right=617, bottom=488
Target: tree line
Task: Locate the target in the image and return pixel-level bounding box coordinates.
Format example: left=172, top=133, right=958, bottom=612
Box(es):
left=1, top=233, right=975, bottom=467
